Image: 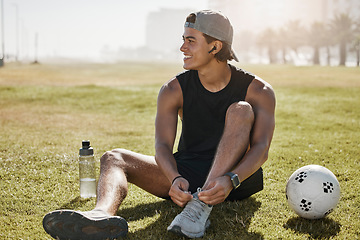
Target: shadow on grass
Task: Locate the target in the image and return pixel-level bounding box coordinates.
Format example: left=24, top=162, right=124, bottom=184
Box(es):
left=118, top=197, right=263, bottom=239
left=283, top=216, right=341, bottom=239
left=58, top=196, right=92, bottom=209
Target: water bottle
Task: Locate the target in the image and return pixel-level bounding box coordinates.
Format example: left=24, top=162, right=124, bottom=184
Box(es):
left=79, top=140, right=96, bottom=198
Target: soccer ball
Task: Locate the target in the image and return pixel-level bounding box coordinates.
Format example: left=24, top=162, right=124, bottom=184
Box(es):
left=286, top=165, right=340, bottom=219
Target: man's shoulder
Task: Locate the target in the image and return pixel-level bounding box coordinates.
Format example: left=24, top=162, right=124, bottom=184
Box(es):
left=159, top=69, right=195, bottom=98
left=158, top=75, right=183, bottom=104
left=161, top=76, right=182, bottom=93
left=250, top=77, right=273, bottom=91
left=246, top=77, right=276, bottom=109
left=157, top=76, right=183, bottom=108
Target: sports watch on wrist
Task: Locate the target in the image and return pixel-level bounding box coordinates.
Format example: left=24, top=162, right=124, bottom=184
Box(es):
left=224, top=172, right=241, bottom=189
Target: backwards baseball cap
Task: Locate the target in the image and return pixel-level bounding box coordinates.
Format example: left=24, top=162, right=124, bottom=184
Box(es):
left=184, top=10, right=238, bottom=62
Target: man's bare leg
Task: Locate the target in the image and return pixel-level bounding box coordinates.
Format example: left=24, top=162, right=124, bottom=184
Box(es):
left=94, top=148, right=172, bottom=215
left=43, top=148, right=171, bottom=239
left=207, top=101, right=254, bottom=181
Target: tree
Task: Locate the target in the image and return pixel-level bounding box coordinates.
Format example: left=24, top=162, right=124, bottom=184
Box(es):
left=257, top=28, right=278, bottom=64
left=350, top=20, right=360, bottom=67
left=329, top=13, right=354, bottom=66
left=308, top=22, right=330, bottom=65
left=277, top=27, right=289, bottom=64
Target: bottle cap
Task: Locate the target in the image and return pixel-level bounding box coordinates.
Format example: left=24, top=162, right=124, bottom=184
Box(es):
left=79, top=140, right=94, bottom=156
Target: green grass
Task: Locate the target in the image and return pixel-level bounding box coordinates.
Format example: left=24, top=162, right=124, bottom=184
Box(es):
left=0, top=62, right=359, bottom=239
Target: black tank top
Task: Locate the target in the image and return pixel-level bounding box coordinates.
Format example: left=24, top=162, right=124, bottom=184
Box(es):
left=176, top=64, right=254, bottom=156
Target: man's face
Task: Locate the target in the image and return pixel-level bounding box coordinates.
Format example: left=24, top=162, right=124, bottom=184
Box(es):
left=180, top=27, right=214, bottom=70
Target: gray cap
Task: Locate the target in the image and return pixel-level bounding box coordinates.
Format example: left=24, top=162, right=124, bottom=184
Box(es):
left=184, top=10, right=238, bottom=62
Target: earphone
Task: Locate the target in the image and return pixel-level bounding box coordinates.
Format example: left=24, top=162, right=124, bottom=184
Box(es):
left=208, top=46, right=216, bottom=53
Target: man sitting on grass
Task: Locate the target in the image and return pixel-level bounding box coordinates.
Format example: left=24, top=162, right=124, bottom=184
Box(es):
left=43, top=10, right=275, bottom=239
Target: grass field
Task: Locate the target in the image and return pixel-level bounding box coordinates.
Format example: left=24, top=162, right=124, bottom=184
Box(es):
left=0, top=62, right=359, bottom=239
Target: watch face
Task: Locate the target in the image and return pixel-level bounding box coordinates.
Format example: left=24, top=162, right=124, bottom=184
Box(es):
left=231, top=175, right=240, bottom=188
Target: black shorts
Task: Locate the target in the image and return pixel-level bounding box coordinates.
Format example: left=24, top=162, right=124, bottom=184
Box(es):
left=174, top=151, right=263, bottom=201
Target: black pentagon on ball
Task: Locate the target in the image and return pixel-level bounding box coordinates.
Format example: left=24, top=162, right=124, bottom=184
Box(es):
left=295, top=172, right=307, bottom=183
left=299, top=199, right=312, bottom=212
left=323, top=182, right=334, bottom=193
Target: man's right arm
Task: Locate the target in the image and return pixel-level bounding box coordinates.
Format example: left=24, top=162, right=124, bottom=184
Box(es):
left=154, top=77, right=192, bottom=207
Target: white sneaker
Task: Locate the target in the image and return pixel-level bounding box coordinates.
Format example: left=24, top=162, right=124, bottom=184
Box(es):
left=167, top=189, right=213, bottom=238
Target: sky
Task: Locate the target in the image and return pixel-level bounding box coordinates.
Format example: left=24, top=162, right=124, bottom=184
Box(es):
left=3, top=0, right=208, bottom=60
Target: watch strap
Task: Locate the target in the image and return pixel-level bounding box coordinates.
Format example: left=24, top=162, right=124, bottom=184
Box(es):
left=224, top=172, right=234, bottom=178
left=224, top=172, right=241, bottom=189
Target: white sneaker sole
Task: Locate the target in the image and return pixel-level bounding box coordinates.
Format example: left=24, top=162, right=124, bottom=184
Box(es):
left=43, top=210, right=128, bottom=240
left=167, top=219, right=210, bottom=238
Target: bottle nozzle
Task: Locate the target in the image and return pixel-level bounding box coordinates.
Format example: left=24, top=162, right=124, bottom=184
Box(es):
left=82, top=140, right=91, bottom=149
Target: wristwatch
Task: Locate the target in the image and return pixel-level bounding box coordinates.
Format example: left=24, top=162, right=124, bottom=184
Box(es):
left=224, top=172, right=241, bottom=189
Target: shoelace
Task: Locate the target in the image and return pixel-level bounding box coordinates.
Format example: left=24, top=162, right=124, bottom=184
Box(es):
left=181, top=188, right=207, bottom=222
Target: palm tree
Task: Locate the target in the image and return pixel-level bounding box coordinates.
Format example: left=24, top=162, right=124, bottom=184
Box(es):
left=277, top=27, right=289, bottom=64
left=329, top=13, right=354, bottom=66
left=353, top=37, right=360, bottom=66
left=308, top=22, right=323, bottom=65
left=308, top=22, right=332, bottom=65
left=257, top=28, right=278, bottom=64
left=350, top=20, right=360, bottom=67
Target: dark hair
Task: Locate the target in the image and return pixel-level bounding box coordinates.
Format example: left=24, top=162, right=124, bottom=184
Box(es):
left=185, top=13, right=234, bottom=62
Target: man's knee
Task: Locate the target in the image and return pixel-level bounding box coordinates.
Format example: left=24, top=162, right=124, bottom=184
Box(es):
left=100, top=148, right=128, bottom=169
left=226, top=101, right=254, bottom=124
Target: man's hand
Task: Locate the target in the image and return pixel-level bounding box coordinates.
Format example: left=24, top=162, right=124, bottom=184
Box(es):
left=169, top=177, right=193, bottom=207
left=198, top=176, right=233, bottom=205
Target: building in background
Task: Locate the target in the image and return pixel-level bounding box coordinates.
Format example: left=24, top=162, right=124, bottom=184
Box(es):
left=103, top=8, right=194, bottom=62
left=145, top=8, right=193, bottom=61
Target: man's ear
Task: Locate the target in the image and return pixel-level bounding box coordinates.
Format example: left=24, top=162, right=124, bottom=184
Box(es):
left=213, top=41, right=223, bottom=54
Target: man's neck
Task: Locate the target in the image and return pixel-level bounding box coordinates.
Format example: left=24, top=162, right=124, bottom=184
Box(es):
left=197, top=61, right=231, bottom=93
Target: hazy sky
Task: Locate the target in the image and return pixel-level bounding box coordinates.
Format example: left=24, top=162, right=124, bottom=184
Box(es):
left=4, top=0, right=208, bottom=60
